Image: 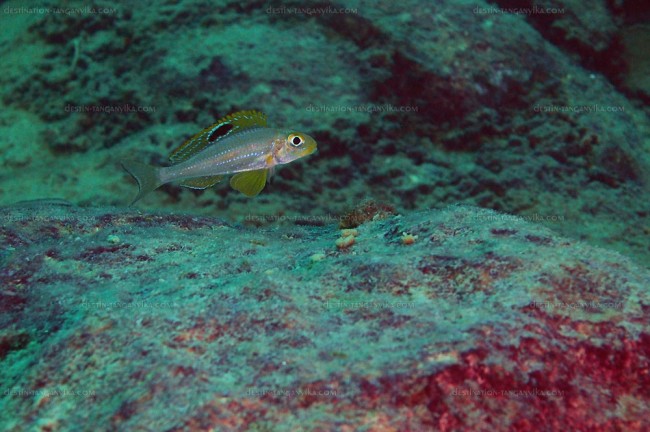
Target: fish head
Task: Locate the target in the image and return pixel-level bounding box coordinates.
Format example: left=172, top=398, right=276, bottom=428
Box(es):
left=274, top=131, right=317, bottom=165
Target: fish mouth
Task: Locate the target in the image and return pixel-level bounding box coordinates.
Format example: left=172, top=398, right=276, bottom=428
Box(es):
left=303, top=136, right=317, bottom=156
left=305, top=144, right=317, bottom=155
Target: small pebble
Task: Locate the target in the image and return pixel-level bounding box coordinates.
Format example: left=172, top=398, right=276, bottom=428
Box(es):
left=340, top=229, right=359, bottom=238
left=401, top=233, right=417, bottom=245
left=310, top=253, right=326, bottom=263
left=336, top=228, right=359, bottom=249
left=335, top=235, right=355, bottom=249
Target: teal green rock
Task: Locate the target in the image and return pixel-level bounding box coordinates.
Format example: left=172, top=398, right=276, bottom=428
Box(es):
left=1, top=0, right=649, bottom=430
left=1, top=202, right=649, bottom=430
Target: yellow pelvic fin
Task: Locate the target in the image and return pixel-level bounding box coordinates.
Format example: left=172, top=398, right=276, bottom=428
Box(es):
left=180, top=175, right=224, bottom=190
left=229, top=169, right=268, bottom=197
left=169, top=110, right=268, bottom=164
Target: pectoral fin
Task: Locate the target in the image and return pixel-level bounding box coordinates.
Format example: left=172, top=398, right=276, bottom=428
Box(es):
left=180, top=175, right=223, bottom=189
left=229, top=169, right=268, bottom=197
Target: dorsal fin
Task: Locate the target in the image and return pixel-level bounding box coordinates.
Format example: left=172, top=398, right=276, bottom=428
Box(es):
left=169, top=110, right=268, bottom=164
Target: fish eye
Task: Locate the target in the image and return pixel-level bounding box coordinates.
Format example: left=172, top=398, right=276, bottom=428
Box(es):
left=289, top=134, right=303, bottom=147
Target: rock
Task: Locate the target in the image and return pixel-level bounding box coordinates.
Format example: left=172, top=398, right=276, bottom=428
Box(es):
left=0, top=202, right=648, bottom=430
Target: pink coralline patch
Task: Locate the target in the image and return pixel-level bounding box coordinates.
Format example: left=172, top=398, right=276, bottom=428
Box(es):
left=0, top=226, right=29, bottom=247
left=417, top=253, right=521, bottom=298
left=347, top=262, right=414, bottom=295
left=95, top=213, right=221, bottom=231
left=170, top=365, right=199, bottom=379
left=75, top=244, right=137, bottom=265
left=165, top=318, right=225, bottom=355
left=534, top=263, right=625, bottom=307
left=490, top=228, right=518, bottom=236
left=524, top=234, right=553, bottom=245
left=168, top=398, right=269, bottom=431
left=1, top=267, right=35, bottom=289
left=341, top=326, right=650, bottom=431
left=295, top=304, right=648, bottom=431
left=165, top=310, right=304, bottom=357
left=480, top=313, right=649, bottom=430
left=112, top=389, right=159, bottom=426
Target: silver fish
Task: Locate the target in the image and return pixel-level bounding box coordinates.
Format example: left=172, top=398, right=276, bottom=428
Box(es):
left=121, top=110, right=317, bottom=204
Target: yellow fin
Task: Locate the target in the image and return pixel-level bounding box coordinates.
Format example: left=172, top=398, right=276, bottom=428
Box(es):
left=169, top=110, right=268, bottom=164
left=180, top=175, right=223, bottom=189
left=229, top=169, right=268, bottom=197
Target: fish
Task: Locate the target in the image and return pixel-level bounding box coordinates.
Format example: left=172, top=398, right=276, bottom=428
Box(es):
left=121, top=110, right=317, bottom=204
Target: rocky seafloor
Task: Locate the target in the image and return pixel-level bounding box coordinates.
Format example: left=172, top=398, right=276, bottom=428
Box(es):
left=1, top=201, right=649, bottom=430
left=1, top=0, right=650, bottom=430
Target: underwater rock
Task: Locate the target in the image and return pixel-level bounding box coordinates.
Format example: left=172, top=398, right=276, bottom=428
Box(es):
left=1, top=202, right=648, bottom=430
left=2, top=0, right=648, bottom=266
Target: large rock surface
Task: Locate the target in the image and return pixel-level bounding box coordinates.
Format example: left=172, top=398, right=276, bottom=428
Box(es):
left=1, top=201, right=648, bottom=430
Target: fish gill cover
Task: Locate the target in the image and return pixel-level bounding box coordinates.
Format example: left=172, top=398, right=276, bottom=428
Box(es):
left=0, top=0, right=649, bottom=431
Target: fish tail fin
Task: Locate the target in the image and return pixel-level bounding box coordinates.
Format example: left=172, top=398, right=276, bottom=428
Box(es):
left=120, top=160, right=163, bottom=205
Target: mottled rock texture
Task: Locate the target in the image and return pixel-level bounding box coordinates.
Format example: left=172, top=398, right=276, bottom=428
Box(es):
left=1, top=202, right=648, bottom=430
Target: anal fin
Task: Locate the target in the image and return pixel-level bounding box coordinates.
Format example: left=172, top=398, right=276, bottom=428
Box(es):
left=180, top=175, right=224, bottom=190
